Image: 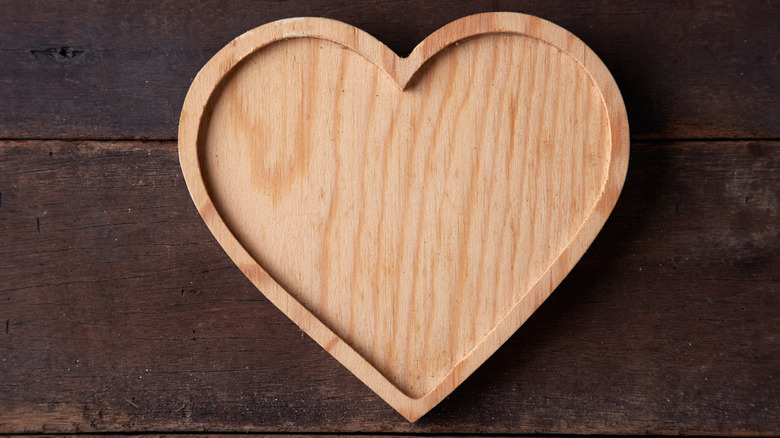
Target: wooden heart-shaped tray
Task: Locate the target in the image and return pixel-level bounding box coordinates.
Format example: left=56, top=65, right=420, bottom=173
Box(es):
left=179, top=12, right=629, bottom=421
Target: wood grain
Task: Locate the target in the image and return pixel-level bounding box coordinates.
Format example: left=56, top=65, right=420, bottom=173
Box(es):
left=0, top=0, right=777, bottom=140
left=0, top=140, right=776, bottom=433
left=178, top=14, right=629, bottom=421
left=1, top=0, right=778, bottom=433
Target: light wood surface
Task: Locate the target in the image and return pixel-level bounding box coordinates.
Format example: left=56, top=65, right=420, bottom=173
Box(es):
left=178, top=12, right=629, bottom=421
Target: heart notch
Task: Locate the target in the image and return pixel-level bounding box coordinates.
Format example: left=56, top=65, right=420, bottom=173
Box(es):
left=179, top=12, right=629, bottom=422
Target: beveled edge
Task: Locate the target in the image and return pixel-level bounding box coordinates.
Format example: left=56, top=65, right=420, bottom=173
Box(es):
left=178, top=12, right=629, bottom=422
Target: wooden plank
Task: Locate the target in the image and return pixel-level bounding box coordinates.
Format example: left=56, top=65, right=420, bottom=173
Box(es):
left=0, top=435, right=578, bottom=438
left=0, top=0, right=777, bottom=141
left=0, top=140, right=777, bottom=434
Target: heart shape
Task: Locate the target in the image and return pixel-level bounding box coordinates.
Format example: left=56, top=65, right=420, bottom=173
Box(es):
left=179, top=12, right=628, bottom=421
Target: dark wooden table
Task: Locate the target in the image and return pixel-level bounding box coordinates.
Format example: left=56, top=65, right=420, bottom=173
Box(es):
left=1, top=1, right=778, bottom=435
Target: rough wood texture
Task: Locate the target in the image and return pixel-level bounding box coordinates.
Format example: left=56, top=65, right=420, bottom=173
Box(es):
left=178, top=14, right=629, bottom=421
left=0, top=0, right=777, bottom=141
left=1, top=141, right=777, bottom=433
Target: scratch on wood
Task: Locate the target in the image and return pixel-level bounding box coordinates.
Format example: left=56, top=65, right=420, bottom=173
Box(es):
left=124, top=398, right=139, bottom=408
left=30, top=46, right=83, bottom=60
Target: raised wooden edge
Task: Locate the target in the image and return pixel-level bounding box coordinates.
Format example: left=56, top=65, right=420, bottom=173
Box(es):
left=178, top=12, right=629, bottom=422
